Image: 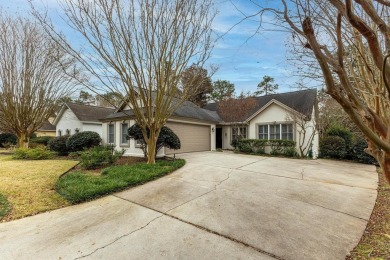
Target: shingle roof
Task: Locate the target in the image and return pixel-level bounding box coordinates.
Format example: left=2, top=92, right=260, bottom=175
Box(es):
left=38, top=121, right=56, bottom=131
left=203, top=89, right=317, bottom=123
left=66, top=102, right=115, bottom=122
left=104, top=102, right=222, bottom=123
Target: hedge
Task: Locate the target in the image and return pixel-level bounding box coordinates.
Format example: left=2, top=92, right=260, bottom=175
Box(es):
left=0, top=133, right=17, bottom=148
left=30, top=136, right=55, bottom=146
left=236, top=139, right=297, bottom=157
left=320, top=136, right=346, bottom=159
left=48, top=135, right=70, bottom=156
left=66, top=131, right=101, bottom=152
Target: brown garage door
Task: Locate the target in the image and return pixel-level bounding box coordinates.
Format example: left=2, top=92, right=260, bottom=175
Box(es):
left=165, top=122, right=211, bottom=154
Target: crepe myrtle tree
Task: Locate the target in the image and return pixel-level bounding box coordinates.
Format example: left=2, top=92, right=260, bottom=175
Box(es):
left=33, top=0, right=216, bottom=164
left=242, top=0, right=390, bottom=183
left=127, top=124, right=181, bottom=158
left=0, top=14, right=79, bottom=148
left=218, top=93, right=257, bottom=148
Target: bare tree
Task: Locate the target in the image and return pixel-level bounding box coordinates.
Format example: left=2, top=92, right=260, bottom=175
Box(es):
left=241, top=0, right=390, bottom=183
left=286, top=111, right=317, bottom=157
left=218, top=95, right=257, bottom=147
left=0, top=14, right=79, bottom=148
left=33, top=0, right=216, bottom=164
left=181, top=64, right=213, bottom=107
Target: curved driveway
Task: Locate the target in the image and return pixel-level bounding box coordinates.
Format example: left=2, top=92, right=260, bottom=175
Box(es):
left=0, top=152, right=378, bottom=259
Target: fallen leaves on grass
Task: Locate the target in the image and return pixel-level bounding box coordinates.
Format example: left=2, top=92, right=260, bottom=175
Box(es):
left=0, top=155, right=79, bottom=222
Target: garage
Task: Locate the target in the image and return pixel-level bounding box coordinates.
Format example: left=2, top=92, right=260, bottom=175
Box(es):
left=165, top=121, right=211, bottom=154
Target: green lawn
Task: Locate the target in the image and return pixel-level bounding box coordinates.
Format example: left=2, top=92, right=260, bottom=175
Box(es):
left=56, top=159, right=185, bottom=204
left=0, top=193, right=10, bottom=219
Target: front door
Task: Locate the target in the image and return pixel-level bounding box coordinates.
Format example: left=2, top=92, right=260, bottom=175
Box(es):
left=216, top=127, right=222, bottom=149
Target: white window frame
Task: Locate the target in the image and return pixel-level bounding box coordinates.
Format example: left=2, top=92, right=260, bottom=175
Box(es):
left=120, top=122, right=129, bottom=146
left=231, top=126, right=247, bottom=141
left=107, top=123, right=115, bottom=144
left=257, top=123, right=294, bottom=141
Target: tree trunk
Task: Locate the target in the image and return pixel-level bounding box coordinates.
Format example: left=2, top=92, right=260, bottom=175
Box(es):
left=381, top=153, right=390, bottom=184
left=146, top=128, right=160, bottom=164
left=18, top=133, right=29, bottom=148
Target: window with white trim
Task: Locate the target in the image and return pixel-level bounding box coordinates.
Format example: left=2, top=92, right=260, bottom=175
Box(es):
left=121, top=123, right=129, bottom=145
left=108, top=124, right=115, bottom=144
left=270, top=125, right=280, bottom=140
left=282, top=124, right=294, bottom=140
left=258, top=123, right=293, bottom=141
left=258, top=125, right=268, bottom=140
left=232, top=127, right=247, bottom=141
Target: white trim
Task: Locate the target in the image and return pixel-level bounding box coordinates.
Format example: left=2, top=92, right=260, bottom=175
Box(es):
left=120, top=121, right=130, bottom=147
left=53, top=104, right=69, bottom=126
left=167, top=118, right=214, bottom=126
left=246, top=99, right=304, bottom=123
left=80, top=121, right=103, bottom=125
left=107, top=123, right=115, bottom=145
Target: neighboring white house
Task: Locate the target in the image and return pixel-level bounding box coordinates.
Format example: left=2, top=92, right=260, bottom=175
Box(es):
left=203, top=88, right=319, bottom=158
left=53, top=103, right=115, bottom=138
left=100, top=99, right=219, bottom=157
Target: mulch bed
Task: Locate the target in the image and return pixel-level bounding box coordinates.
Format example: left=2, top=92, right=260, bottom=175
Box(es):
left=347, top=168, right=390, bottom=259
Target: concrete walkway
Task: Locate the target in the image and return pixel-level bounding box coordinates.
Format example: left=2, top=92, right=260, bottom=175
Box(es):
left=0, top=152, right=378, bottom=260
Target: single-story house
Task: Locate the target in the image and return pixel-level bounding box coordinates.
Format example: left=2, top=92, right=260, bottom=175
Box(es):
left=53, top=103, right=115, bottom=137
left=35, top=121, right=56, bottom=137
left=52, top=89, right=318, bottom=158
left=100, top=99, right=220, bottom=157
left=203, top=88, right=319, bottom=158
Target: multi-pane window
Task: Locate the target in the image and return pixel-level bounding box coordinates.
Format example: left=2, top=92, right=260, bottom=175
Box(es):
left=258, top=125, right=268, bottom=140
left=258, top=123, right=293, bottom=141
left=232, top=127, right=247, bottom=141
left=270, top=125, right=280, bottom=140
left=108, top=124, right=115, bottom=144
left=282, top=124, right=294, bottom=140
left=121, top=123, right=129, bottom=145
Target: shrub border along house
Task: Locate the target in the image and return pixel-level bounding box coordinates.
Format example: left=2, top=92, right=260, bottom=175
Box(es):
left=236, top=139, right=298, bottom=158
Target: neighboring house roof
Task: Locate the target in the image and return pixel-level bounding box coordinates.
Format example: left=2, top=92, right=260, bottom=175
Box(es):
left=37, top=121, right=56, bottom=131
left=54, top=102, right=115, bottom=125
left=203, top=89, right=317, bottom=123
left=104, top=100, right=222, bottom=123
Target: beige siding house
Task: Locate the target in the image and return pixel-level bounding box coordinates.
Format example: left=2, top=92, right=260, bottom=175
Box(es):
left=100, top=99, right=219, bottom=157
left=204, top=89, right=319, bottom=158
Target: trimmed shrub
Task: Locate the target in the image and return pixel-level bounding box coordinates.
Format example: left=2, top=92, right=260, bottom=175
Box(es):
left=30, top=136, right=55, bottom=146
left=12, top=147, right=56, bottom=160
left=320, top=136, right=346, bottom=159
left=127, top=124, right=181, bottom=156
left=80, top=146, right=124, bottom=169
left=269, top=140, right=296, bottom=156
left=326, top=125, right=353, bottom=158
left=0, top=133, right=17, bottom=148
left=237, top=139, right=267, bottom=154
left=48, top=135, right=70, bottom=156
left=352, top=138, right=377, bottom=165
left=236, top=139, right=296, bottom=157
left=66, top=131, right=101, bottom=152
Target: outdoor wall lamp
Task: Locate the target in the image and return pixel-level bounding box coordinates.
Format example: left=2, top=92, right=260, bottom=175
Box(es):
left=212, top=127, right=215, bottom=132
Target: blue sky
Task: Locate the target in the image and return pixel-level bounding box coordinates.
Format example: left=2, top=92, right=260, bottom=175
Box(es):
left=1, top=0, right=301, bottom=94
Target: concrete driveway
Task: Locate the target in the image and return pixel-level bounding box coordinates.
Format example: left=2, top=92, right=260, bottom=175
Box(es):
left=0, top=152, right=378, bottom=260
